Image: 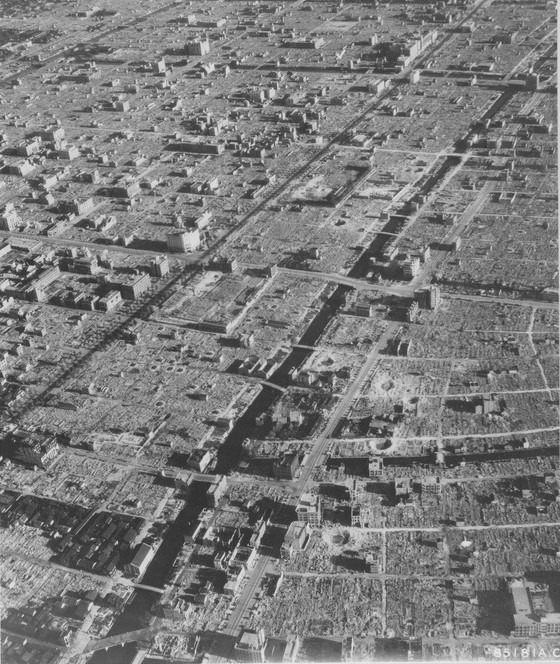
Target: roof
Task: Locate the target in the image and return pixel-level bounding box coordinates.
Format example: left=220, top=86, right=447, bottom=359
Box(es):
left=284, top=521, right=308, bottom=543
left=237, top=630, right=265, bottom=650
left=297, top=493, right=320, bottom=513
left=131, top=542, right=154, bottom=567
left=510, top=580, right=532, bottom=615
left=189, top=448, right=210, bottom=461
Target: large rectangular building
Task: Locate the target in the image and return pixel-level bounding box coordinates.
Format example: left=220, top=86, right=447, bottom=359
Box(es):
left=273, top=452, right=300, bottom=480
left=296, top=493, right=322, bottom=527
left=111, top=273, right=151, bottom=300
left=510, top=580, right=560, bottom=637
left=27, top=266, right=61, bottom=301
left=169, top=141, right=224, bottom=155
left=125, top=542, right=155, bottom=578
left=166, top=229, right=201, bottom=253
left=234, top=629, right=267, bottom=663
left=97, top=290, right=122, bottom=312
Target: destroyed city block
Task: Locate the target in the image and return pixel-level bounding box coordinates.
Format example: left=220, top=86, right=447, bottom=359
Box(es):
left=0, top=0, right=557, bottom=662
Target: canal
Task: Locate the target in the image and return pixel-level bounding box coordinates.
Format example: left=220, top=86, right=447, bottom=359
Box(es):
left=88, top=483, right=207, bottom=664
left=87, top=188, right=401, bottom=664
left=85, top=91, right=506, bottom=660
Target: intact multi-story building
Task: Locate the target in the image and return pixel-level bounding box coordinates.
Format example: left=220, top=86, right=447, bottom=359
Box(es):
left=149, top=255, right=169, bottom=278
left=510, top=580, right=560, bottom=637
left=114, top=273, right=151, bottom=300
left=402, top=255, right=420, bottom=279
left=28, top=266, right=61, bottom=301
left=281, top=521, right=311, bottom=559
left=0, top=204, right=19, bottom=231
left=67, top=198, right=94, bottom=216
left=186, top=38, right=210, bottom=56
left=273, top=452, right=300, bottom=480
left=234, top=629, right=267, bottom=663
left=186, top=448, right=213, bottom=473
left=41, top=126, right=65, bottom=142
left=166, top=229, right=201, bottom=253
left=9, top=432, right=60, bottom=468
left=414, top=285, right=441, bottom=310
left=296, top=493, right=322, bottom=527
left=59, top=256, right=99, bottom=275
left=97, top=290, right=122, bottom=312
left=125, top=543, right=155, bottom=578
left=206, top=475, right=228, bottom=508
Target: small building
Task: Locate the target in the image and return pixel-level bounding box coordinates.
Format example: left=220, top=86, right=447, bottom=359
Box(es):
left=263, top=264, right=278, bottom=279
left=482, top=395, right=497, bottom=414
left=406, top=301, right=419, bottom=322
left=541, top=287, right=559, bottom=303
left=104, top=182, right=141, bottom=199
left=475, top=394, right=498, bottom=415
left=81, top=294, right=99, bottom=311
left=67, top=198, right=95, bottom=216
left=16, top=139, right=41, bottom=157
left=395, top=477, right=412, bottom=496
left=421, top=476, right=442, bottom=496
left=41, top=126, right=65, bottom=142
left=346, top=477, right=363, bottom=503
left=0, top=242, right=12, bottom=259
left=368, top=458, right=384, bottom=478
left=208, top=256, right=238, bottom=273
left=152, top=58, right=166, bottom=74
left=282, top=635, right=302, bottom=663
left=5, top=160, right=35, bottom=176
left=58, top=146, right=80, bottom=160
left=355, top=303, right=373, bottom=318
left=222, top=332, right=254, bottom=348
